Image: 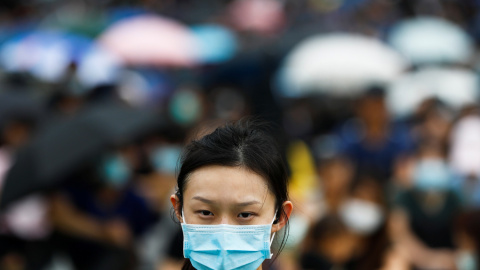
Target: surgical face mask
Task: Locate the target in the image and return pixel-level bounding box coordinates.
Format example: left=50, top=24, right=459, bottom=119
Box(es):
left=150, top=145, right=182, bottom=174
left=181, top=210, right=277, bottom=270
left=100, top=154, right=131, bottom=188
left=339, top=198, right=383, bottom=235
left=456, top=251, right=477, bottom=270
left=169, top=90, right=202, bottom=126
left=413, top=158, right=452, bottom=191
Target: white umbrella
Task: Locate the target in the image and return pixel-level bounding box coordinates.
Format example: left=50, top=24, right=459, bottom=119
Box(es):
left=387, top=67, right=478, bottom=118
left=388, top=16, right=474, bottom=65
left=275, top=33, right=408, bottom=98
left=76, top=45, right=122, bottom=89
left=449, top=116, right=480, bottom=177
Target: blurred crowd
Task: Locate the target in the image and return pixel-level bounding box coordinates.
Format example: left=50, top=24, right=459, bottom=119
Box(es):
left=0, top=0, right=480, bottom=270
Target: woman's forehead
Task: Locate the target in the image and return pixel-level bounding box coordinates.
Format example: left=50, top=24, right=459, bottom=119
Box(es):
left=184, top=165, right=274, bottom=205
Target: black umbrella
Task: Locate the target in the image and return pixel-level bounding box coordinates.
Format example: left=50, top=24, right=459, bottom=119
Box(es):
left=0, top=91, right=45, bottom=129
left=0, top=101, right=164, bottom=208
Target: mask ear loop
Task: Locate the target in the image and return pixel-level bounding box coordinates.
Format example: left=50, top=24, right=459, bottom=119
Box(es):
left=181, top=209, right=187, bottom=224
left=270, top=212, right=278, bottom=245
left=268, top=212, right=278, bottom=258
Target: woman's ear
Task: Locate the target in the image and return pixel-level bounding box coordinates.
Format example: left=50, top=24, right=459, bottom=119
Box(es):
left=170, top=194, right=183, bottom=222
left=272, top=201, right=293, bottom=233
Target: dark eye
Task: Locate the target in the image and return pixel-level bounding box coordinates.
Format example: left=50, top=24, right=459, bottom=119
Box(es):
left=200, top=210, right=213, bottom=216
left=238, top=212, right=253, bottom=219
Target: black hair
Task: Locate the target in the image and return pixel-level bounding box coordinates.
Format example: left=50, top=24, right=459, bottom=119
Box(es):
left=175, top=118, right=290, bottom=269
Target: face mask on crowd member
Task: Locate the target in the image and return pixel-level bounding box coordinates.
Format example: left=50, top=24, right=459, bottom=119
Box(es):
left=339, top=198, right=384, bottom=235
left=413, top=158, right=452, bottom=192
left=99, top=152, right=132, bottom=188
left=149, top=144, right=182, bottom=175
left=456, top=250, right=477, bottom=270
left=169, top=89, right=203, bottom=127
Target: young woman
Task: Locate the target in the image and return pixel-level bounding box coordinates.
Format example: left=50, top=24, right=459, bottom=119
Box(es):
left=170, top=119, right=294, bottom=270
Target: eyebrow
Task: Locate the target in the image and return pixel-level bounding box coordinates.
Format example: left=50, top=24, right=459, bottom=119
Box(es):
left=192, top=196, right=262, bottom=207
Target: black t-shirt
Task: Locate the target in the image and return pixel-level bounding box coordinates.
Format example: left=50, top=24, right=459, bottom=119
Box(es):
left=301, top=251, right=357, bottom=270
left=396, top=189, right=461, bottom=249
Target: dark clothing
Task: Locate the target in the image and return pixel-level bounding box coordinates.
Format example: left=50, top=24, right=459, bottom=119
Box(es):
left=61, top=183, right=159, bottom=270
left=301, top=252, right=357, bottom=270
left=336, top=120, right=414, bottom=181
left=54, top=231, right=135, bottom=270
left=396, top=190, right=461, bottom=249
left=0, top=234, right=53, bottom=270
left=65, top=185, right=159, bottom=237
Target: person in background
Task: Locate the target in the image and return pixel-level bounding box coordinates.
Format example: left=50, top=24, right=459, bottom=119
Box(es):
left=51, top=146, right=160, bottom=270
left=336, top=87, right=414, bottom=186
left=411, top=99, right=451, bottom=154
left=0, top=115, right=52, bottom=270
left=138, top=125, right=186, bottom=214
left=390, top=98, right=454, bottom=195
left=389, top=146, right=461, bottom=270
left=300, top=172, right=389, bottom=270
left=316, top=155, right=354, bottom=215
left=135, top=127, right=187, bottom=270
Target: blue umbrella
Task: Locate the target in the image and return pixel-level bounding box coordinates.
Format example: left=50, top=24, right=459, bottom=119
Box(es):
left=0, top=30, right=93, bottom=82
left=191, top=24, right=237, bottom=64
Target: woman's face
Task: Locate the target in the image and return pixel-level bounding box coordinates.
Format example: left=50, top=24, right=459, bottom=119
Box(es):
left=174, top=165, right=277, bottom=226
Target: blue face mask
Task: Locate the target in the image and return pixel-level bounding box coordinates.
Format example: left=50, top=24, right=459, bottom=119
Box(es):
left=150, top=145, right=182, bottom=174
left=456, top=251, right=477, bottom=270
left=181, top=210, right=276, bottom=270
left=413, top=158, right=452, bottom=191
left=100, top=154, right=131, bottom=188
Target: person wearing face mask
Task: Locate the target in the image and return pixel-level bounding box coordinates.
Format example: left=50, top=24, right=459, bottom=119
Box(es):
left=389, top=154, right=461, bottom=270
left=169, top=119, right=293, bottom=270
left=300, top=174, right=390, bottom=270
left=50, top=148, right=160, bottom=270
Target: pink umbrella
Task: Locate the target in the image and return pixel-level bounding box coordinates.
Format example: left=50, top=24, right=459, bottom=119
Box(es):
left=227, top=0, right=285, bottom=35
left=98, top=15, right=198, bottom=67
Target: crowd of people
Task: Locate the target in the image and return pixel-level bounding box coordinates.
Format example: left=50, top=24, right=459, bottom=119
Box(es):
left=0, top=0, right=479, bottom=270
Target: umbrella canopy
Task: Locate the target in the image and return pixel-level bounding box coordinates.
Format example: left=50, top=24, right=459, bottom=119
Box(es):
left=388, top=16, right=474, bottom=65
left=275, top=33, right=408, bottom=98
left=98, top=15, right=199, bottom=67
left=0, top=30, right=93, bottom=82
left=386, top=67, right=479, bottom=118
left=227, top=0, right=286, bottom=35
left=0, top=101, right=163, bottom=208
left=0, top=91, right=45, bottom=128
left=75, top=44, right=122, bottom=89
left=191, top=24, right=237, bottom=64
